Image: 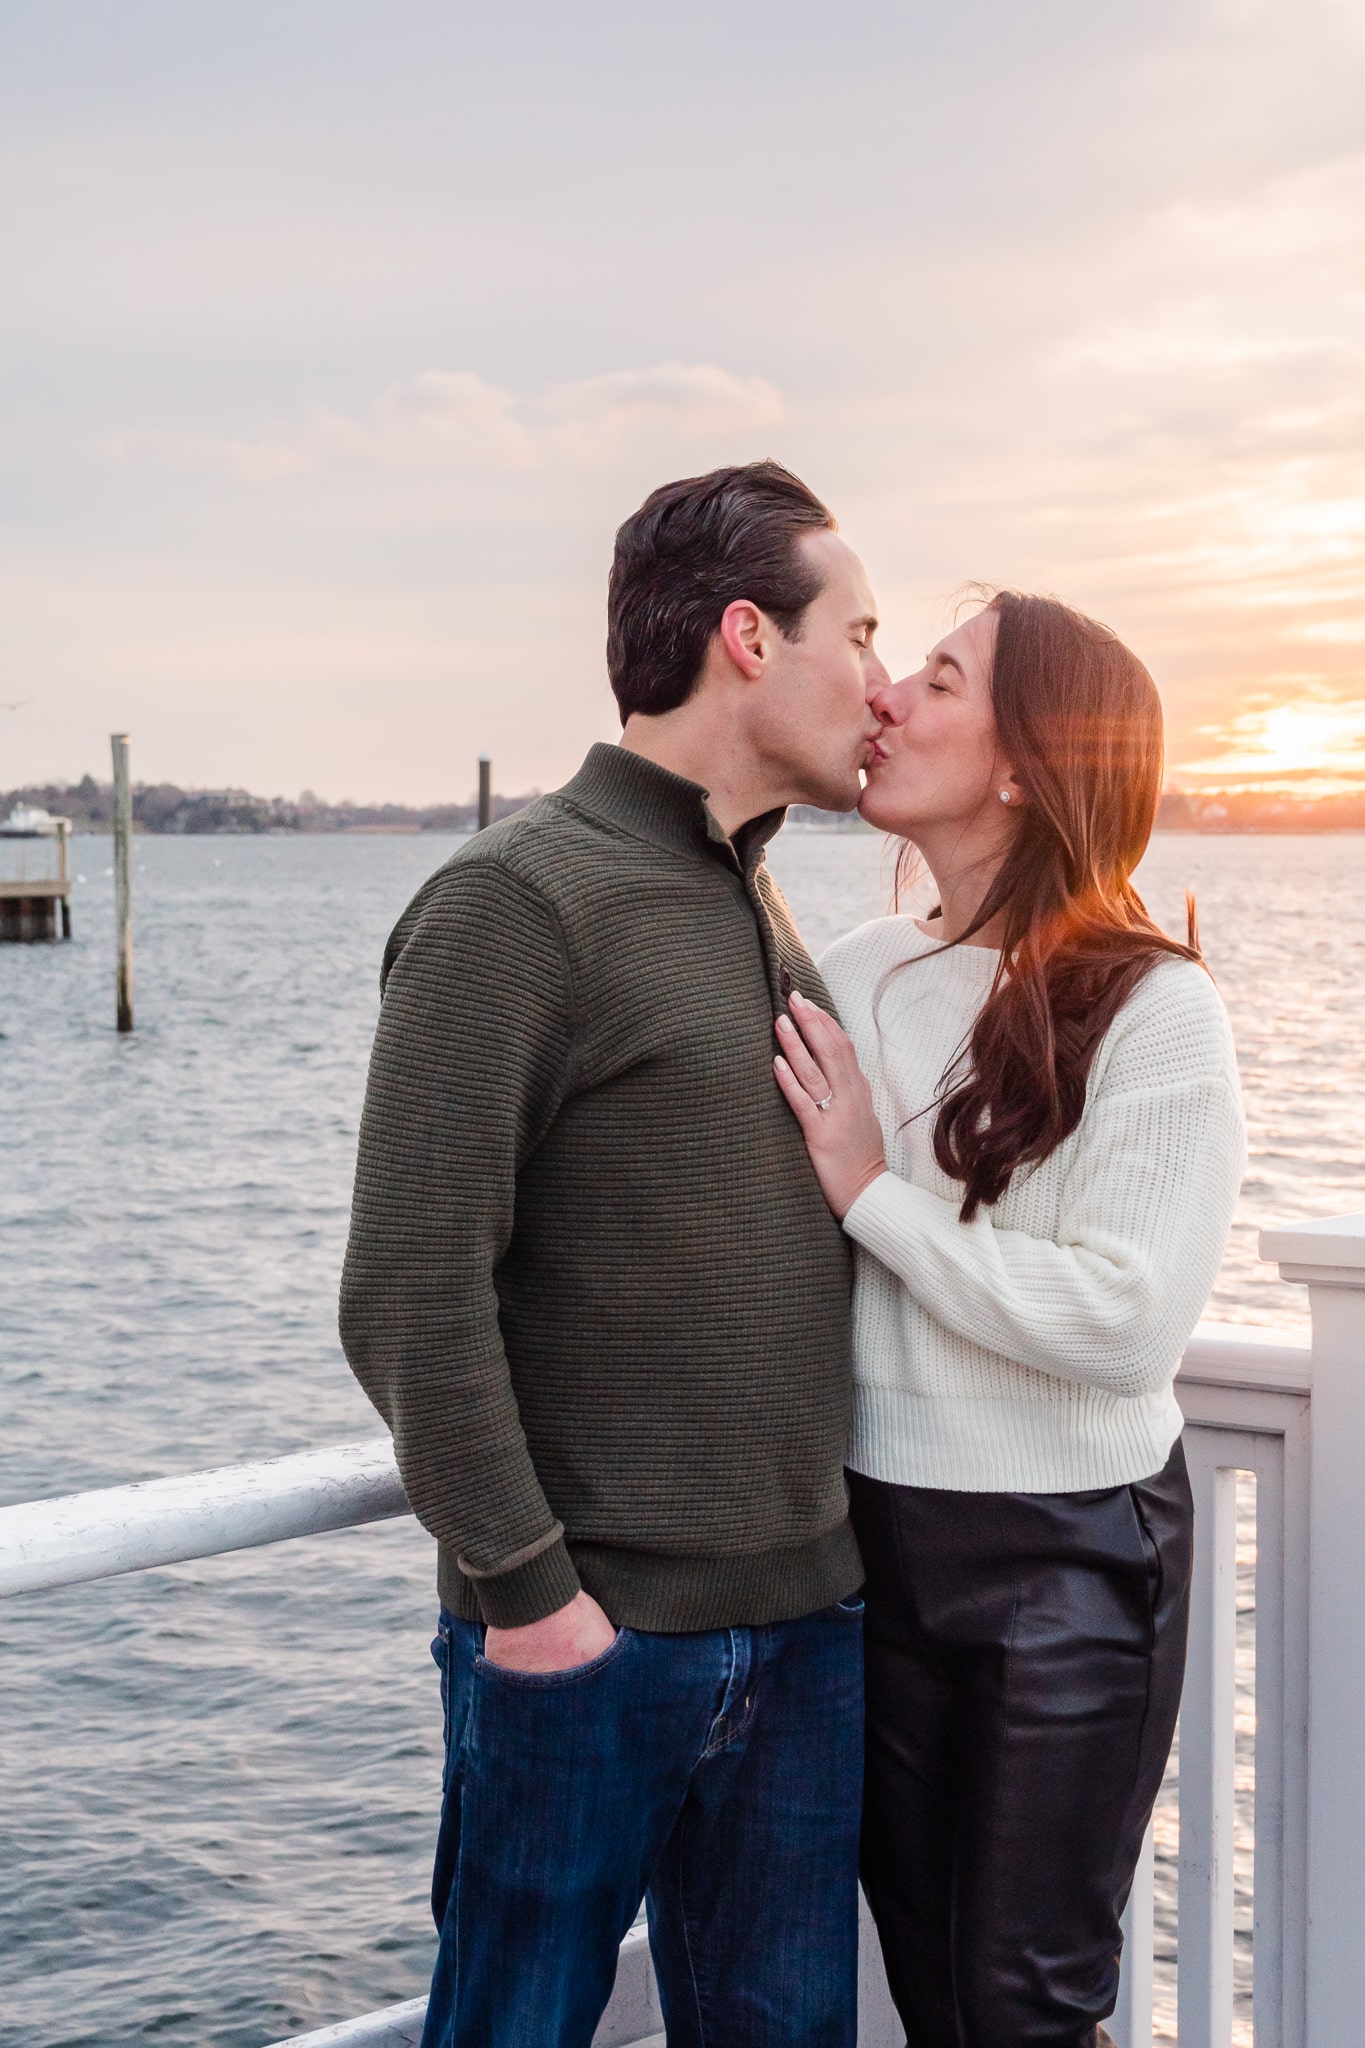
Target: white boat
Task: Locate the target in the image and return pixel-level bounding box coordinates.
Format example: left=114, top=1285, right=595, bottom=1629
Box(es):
left=1, top=803, right=63, bottom=837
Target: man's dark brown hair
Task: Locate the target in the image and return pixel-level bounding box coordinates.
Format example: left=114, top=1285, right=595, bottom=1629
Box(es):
left=607, top=460, right=836, bottom=722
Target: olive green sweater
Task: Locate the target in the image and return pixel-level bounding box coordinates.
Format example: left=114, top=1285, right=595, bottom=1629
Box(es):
left=339, top=743, right=860, bottom=1630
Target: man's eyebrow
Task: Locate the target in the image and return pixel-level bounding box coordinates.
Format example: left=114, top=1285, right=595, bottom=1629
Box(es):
left=852, top=612, right=879, bottom=631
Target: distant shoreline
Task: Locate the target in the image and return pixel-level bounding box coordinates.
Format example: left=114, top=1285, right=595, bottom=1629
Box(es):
left=7, top=779, right=1365, bottom=837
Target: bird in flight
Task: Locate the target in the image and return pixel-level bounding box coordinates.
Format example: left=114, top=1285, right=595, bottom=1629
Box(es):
left=0, top=700, right=31, bottom=711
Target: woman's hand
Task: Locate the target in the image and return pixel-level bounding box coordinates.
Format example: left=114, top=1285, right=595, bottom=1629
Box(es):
left=774, top=991, right=888, bottom=1220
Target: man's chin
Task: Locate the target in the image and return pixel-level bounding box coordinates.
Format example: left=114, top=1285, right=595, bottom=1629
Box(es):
left=797, top=768, right=863, bottom=815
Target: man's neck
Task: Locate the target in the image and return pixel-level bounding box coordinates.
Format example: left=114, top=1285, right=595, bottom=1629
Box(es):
left=618, top=714, right=785, bottom=840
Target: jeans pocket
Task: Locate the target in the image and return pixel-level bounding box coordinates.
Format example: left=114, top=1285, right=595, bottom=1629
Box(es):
left=833, top=1593, right=866, bottom=1619
left=474, top=1626, right=631, bottom=1689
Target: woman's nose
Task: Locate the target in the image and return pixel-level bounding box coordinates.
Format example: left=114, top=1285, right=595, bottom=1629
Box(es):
left=870, top=673, right=909, bottom=726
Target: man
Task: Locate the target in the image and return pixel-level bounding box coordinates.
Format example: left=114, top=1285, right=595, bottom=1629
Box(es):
left=340, top=460, right=890, bottom=2047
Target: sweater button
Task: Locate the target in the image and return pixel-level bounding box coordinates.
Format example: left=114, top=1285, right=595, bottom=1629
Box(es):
left=779, top=967, right=793, bottom=1001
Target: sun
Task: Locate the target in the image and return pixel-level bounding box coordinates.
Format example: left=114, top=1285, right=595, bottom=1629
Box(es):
left=1172, top=697, right=1365, bottom=794
left=1255, top=704, right=1360, bottom=770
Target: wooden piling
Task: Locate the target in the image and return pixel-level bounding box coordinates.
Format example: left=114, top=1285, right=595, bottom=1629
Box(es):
left=478, top=755, right=492, bottom=832
left=112, top=733, right=134, bottom=1032
left=57, top=820, right=72, bottom=938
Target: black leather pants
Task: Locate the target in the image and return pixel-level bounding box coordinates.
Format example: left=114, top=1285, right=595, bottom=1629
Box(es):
left=851, top=1439, right=1192, bottom=2048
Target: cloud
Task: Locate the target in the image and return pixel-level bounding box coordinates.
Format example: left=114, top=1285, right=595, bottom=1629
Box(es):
left=108, top=361, right=785, bottom=479
left=317, top=370, right=539, bottom=470
left=539, top=362, right=784, bottom=458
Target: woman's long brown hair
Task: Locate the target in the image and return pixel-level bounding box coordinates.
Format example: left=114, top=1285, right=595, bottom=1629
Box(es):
left=900, top=590, right=1205, bottom=1222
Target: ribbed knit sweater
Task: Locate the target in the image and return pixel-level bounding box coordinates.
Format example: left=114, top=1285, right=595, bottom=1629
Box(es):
left=339, top=743, right=860, bottom=1631
left=820, top=916, right=1247, bottom=1493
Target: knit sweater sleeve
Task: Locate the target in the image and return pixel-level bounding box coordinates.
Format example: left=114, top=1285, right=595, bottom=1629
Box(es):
left=338, top=858, right=580, bottom=1627
left=841, top=963, right=1247, bottom=1398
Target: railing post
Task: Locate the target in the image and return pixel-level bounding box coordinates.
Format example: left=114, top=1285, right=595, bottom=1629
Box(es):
left=1260, top=1214, right=1365, bottom=2048
left=1111, top=1825, right=1154, bottom=2048
left=1176, top=1453, right=1239, bottom=2048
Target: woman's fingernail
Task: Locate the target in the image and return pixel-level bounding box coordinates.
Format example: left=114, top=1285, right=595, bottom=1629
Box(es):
left=776, top=1013, right=792, bottom=1031
left=774, top=1055, right=789, bottom=1072
left=790, top=989, right=806, bottom=1006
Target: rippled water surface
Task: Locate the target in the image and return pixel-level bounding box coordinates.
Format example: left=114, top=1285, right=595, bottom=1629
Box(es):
left=1, top=829, right=1360, bottom=2045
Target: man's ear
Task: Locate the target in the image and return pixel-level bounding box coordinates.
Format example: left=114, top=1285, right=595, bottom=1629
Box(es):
left=718, top=599, right=768, bottom=682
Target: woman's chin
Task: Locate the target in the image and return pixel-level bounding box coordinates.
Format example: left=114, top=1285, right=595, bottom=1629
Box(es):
left=857, top=785, right=905, bottom=834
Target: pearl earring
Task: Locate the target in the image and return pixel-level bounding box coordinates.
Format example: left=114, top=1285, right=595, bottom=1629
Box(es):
left=999, top=789, right=1013, bottom=804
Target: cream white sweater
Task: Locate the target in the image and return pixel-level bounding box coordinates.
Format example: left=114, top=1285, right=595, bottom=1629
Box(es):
left=821, top=917, right=1247, bottom=1493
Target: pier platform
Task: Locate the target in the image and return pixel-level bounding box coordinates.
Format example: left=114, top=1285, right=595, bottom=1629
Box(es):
left=0, top=806, right=73, bottom=940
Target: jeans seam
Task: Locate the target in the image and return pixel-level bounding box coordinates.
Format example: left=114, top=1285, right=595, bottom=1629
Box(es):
left=674, top=1800, right=710, bottom=2048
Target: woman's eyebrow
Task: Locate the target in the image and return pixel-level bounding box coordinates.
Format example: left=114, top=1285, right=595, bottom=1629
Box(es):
left=929, top=650, right=966, bottom=675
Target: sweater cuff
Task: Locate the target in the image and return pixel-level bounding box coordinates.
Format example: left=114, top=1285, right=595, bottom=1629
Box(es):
left=473, top=1534, right=583, bottom=1628
left=842, top=1168, right=944, bottom=1274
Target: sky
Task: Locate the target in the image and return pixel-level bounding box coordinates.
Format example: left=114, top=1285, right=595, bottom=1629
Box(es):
left=3, top=0, right=1365, bottom=805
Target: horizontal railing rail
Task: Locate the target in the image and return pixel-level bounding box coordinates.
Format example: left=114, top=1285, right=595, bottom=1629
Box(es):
left=0, top=1324, right=1308, bottom=1602
left=0, top=1439, right=408, bottom=1598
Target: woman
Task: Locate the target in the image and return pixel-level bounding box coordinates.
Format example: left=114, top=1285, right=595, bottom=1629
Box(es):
left=773, top=591, right=1245, bottom=2048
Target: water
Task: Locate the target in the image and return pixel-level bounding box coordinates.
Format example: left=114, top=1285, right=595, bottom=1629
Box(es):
left=1, top=829, right=1361, bottom=2045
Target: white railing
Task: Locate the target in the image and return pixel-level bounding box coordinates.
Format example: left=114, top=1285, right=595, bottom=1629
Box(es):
left=0, top=1438, right=408, bottom=1597
left=4, top=1214, right=1364, bottom=2048
left=1112, top=1321, right=1312, bottom=2048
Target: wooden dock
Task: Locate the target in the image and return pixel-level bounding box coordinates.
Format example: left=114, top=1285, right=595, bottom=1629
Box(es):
left=0, top=875, right=72, bottom=941
left=0, top=810, right=72, bottom=941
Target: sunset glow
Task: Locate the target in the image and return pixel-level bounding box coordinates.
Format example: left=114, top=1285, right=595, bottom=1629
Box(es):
left=1172, top=699, right=1365, bottom=796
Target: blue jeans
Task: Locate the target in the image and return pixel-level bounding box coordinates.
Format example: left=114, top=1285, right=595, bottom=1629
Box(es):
left=420, top=1599, right=864, bottom=2048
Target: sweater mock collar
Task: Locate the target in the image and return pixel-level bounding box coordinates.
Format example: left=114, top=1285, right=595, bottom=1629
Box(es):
left=560, top=742, right=786, bottom=877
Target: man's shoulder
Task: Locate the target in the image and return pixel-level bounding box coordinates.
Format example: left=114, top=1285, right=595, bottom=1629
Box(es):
left=420, top=789, right=655, bottom=908
left=377, top=802, right=568, bottom=986
left=381, top=789, right=662, bottom=979
left=435, top=791, right=575, bottom=884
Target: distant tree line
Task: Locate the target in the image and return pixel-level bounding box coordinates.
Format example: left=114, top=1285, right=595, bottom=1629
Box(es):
left=4, top=776, right=1363, bottom=835
left=1155, top=789, right=1365, bottom=832
left=0, top=774, right=535, bottom=834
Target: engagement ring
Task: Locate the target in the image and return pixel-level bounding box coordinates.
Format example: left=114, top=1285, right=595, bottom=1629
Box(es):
left=815, top=1092, right=833, bottom=1112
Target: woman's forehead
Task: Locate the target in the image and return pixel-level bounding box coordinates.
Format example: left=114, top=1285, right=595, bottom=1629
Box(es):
left=932, top=606, right=997, bottom=678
